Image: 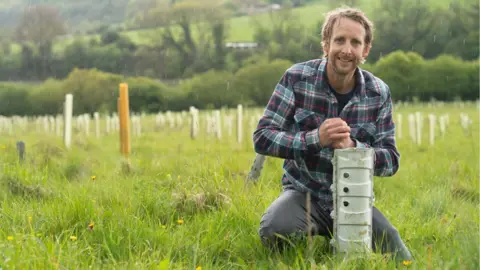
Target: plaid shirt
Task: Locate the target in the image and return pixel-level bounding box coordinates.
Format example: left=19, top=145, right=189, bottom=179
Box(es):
left=252, top=58, right=400, bottom=210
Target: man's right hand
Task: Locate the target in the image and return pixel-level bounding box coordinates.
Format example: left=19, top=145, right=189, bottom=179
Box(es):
left=318, top=118, right=351, bottom=147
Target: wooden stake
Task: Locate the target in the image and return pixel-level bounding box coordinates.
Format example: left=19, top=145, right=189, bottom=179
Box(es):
left=118, top=98, right=123, bottom=153
left=427, top=244, right=432, bottom=270
left=118, top=83, right=131, bottom=158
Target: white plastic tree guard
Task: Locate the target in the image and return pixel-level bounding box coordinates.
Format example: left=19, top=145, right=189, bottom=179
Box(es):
left=330, top=148, right=375, bottom=256
left=247, top=154, right=266, bottom=181
left=63, top=94, right=73, bottom=149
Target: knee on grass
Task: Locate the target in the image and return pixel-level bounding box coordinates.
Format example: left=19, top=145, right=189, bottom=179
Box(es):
left=373, top=226, right=403, bottom=252
left=258, top=222, right=304, bottom=249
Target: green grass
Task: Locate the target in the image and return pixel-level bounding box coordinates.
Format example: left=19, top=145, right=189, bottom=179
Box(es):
left=0, top=103, right=478, bottom=269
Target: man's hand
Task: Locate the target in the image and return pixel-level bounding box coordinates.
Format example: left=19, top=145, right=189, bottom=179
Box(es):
left=318, top=118, right=351, bottom=147
left=332, top=136, right=356, bottom=149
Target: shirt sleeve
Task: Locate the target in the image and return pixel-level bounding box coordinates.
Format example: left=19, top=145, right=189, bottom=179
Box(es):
left=252, top=71, right=323, bottom=160
left=354, top=91, right=400, bottom=176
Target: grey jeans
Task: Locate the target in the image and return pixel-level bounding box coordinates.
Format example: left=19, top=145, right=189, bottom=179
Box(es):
left=259, top=189, right=413, bottom=261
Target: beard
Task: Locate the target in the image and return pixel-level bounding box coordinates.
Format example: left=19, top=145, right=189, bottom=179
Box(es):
left=331, top=54, right=363, bottom=76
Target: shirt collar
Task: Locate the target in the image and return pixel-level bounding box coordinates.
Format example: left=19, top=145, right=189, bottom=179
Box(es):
left=317, top=57, right=367, bottom=103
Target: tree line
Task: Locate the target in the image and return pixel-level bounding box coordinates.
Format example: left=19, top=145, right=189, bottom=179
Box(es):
left=0, top=51, right=477, bottom=117
left=0, top=0, right=477, bottom=82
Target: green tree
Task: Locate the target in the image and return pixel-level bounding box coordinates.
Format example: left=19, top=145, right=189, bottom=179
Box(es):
left=369, top=0, right=436, bottom=62
left=252, top=6, right=314, bottom=62
left=138, top=0, right=231, bottom=77
left=14, top=4, right=67, bottom=79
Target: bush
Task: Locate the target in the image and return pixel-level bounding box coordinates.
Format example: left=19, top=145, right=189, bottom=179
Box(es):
left=27, top=79, right=65, bottom=115
left=231, top=59, right=293, bottom=106
left=0, top=83, right=32, bottom=116
left=420, top=55, right=476, bottom=101
left=125, top=77, right=169, bottom=113
left=180, top=70, right=241, bottom=110
left=0, top=51, right=477, bottom=117
left=61, top=69, right=170, bottom=114
left=373, top=51, right=425, bottom=101
left=61, top=68, right=122, bottom=115
left=371, top=51, right=479, bottom=102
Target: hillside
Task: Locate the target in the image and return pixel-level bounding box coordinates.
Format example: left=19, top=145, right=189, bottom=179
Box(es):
left=0, top=0, right=132, bottom=33
left=5, top=0, right=329, bottom=53
left=0, top=0, right=322, bottom=34
left=61, top=2, right=333, bottom=47
left=1, top=0, right=471, bottom=38
left=3, top=0, right=477, bottom=56
left=50, top=0, right=472, bottom=50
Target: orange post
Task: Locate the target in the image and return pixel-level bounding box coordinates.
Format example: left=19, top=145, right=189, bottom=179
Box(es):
left=118, top=83, right=131, bottom=158
left=118, top=97, right=124, bottom=154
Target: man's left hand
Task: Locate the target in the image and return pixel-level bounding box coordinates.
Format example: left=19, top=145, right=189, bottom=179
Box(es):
left=332, top=137, right=356, bottom=149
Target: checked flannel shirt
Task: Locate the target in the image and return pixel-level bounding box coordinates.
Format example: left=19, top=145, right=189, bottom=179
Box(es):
left=252, top=58, right=400, bottom=210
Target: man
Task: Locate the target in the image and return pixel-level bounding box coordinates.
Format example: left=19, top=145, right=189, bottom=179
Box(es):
left=252, top=6, right=413, bottom=263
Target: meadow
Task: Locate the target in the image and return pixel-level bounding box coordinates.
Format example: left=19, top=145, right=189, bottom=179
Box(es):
left=0, top=102, right=478, bottom=269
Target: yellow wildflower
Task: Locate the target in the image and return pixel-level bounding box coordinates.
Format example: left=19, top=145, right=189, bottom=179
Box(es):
left=402, top=260, right=413, bottom=266
left=88, top=221, right=95, bottom=230
left=177, top=175, right=181, bottom=180
left=70, top=236, right=77, bottom=241
left=1, top=145, right=5, bottom=150
left=7, top=236, right=13, bottom=241
left=440, top=215, right=448, bottom=224
left=91, top=175, right=96, bottom=181
left=177, top=218, right=184, bottom=225
left=196, top=266, right=202, bottom=270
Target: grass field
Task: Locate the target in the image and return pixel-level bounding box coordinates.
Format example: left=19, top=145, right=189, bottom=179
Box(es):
left=0, top=103, right=478, bottom=269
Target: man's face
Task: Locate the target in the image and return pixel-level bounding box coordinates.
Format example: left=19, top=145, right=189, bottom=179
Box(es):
left=323, top=17, right=371, bottom=76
